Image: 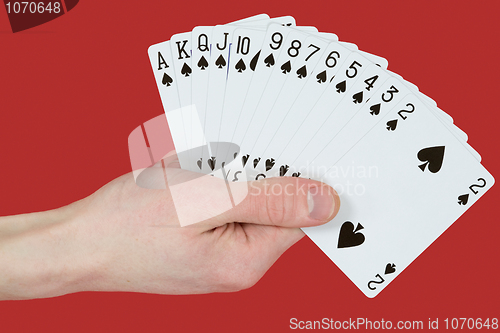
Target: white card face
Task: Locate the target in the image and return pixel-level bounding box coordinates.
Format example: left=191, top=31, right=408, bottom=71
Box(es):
left=169, top=32, right=198, bottom=171
left=147, top=41, right=190, bottom=169
left=147, top=15, right=494, bottom=300
left=300, top=81, right=418, bottom=179
left=357, top=51, right=388, bottom=69
left=170, top=32, right=193, bottom=108
left=211, top=27, right=268, bottom=172
left=238, top=32, right=329, bottom=161
left=250, top=40, right=353, bottom=167
left=244, top=35, right=331, bottom=157
left=273, top=60, right=391, bottom=176
left=290, top=76, right=478, bottom=180
left=189, top=17, right=275, bottom=171
left=230, top=24, right=302, bottom=151
left=303, top=94, right=494, bottom=298
left=190, top=16, right=273, bottom=145
left=150, top=16, right=277, bottom=172
left=191, top=25, right=213, bottom=154
left=199, top=17, right=297, bottom=173
left=234, top=28, right=314, bottom=148
left=265, top=15, right=297, bottom=27
left=148, top=41, right=181, bottom=112
left=191, top=26, right=268, bottom=174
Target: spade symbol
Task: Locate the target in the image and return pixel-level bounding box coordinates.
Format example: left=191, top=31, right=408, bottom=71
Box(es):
left=337, top=221, right=365, bottom=248
left=386, top=119, right=398, bottom=131
left=279, top=165, right=289, bottom=177
left=181, top=63, right=192, bottom=77
left=253, top=157, right=261, bottom=168
left=384, top=263, right=396, bottom=275
left=280, top=60, right=291, bottom=74
left=161, top=73, right=173, bottom=86
left=250, top=51, right=261, bottom=71
left=335, top=80, right=346, bottom=93
left=296, top=65, right=307, bottom=79
left=316, top=70, right=327, bottom=83
left=265, top=158, right=275, bottom=171
left=292, top=172, right=301, bottom=177
left=215, top=54, right=226, bottom=68
left=207, top=157, right=216, bottom=171
left=242, top=154, right=250, bottom=167
left=197, top=56, right=209, bottom=70
left=235, top=58, right=246, bottom=73
left=196, top=158, right=202, bottom=170
left=264, top=53, right=275, bottom=67
left=370, top=103, right=381, bottom=115
left=458, top=194, right=469, bottom=205
left=417, top=146, right=445, bottom=173
left=352, top=91, right=363, bottom=104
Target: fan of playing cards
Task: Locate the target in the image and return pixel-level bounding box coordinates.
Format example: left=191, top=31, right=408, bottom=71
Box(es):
left=147, top=14, right=494, bottom=297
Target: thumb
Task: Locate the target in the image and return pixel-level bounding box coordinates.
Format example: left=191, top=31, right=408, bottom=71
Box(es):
left=218, top=177, right=340, bottom=228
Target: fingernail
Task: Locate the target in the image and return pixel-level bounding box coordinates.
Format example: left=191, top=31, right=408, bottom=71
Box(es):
left=308, top=185, right=337, bottom=221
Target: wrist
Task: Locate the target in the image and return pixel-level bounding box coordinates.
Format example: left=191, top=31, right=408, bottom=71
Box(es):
left=0, top=200, right=105, bottom=300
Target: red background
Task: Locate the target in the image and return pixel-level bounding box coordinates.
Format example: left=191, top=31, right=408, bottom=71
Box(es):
left=1, top=1, right=499, bottom=331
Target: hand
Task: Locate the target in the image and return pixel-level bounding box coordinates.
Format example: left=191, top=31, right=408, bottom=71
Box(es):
left=0, top=152, right=340, bottom=300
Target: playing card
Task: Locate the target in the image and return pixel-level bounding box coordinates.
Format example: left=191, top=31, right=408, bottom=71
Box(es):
left=268, top=53, right=479, bottom=180
left=285, top=76, right=481, bottom=180
left=147, top=41, right=190, bottom=168
left=242, top=34, right=331, bottom=156
left=190, top=16, right=280, bottom=172
left=228, top=38, right=390, bottom=179
left=169, top=32, right=196, bottom=170
left=232, top=31, right=331, bottom=179
left=228, top=24, right=319, bottom=164
left=190, top=25, right=214, bottom=157
left=150, top=15, right=274, bottom=171
left=147, top=15, right=494, bottom=299
left=170, top=31, right=193, bottom=109
left=247, top=40, right=354, bottom=177
left=199, top=16, right=297, bottom=174
left=267, top=58, right=391, bottom=179
left=190, top=15, right=273, bottom=123
left=302, top=93, right=494, bottom=297
left=205, top=27, right=268, bottom=172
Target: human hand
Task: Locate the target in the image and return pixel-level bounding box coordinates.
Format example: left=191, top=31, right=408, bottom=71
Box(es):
left=0, top=152, right=339, bottom=299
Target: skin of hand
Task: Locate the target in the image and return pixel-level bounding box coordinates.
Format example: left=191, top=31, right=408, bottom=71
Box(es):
left=0, top=152, right=340, bottom=300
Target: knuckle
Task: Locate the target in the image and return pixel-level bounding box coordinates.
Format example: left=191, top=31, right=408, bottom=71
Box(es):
left=263, top=179, right=297, bottom=226
left=265, top=191, right=286, bottom=225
